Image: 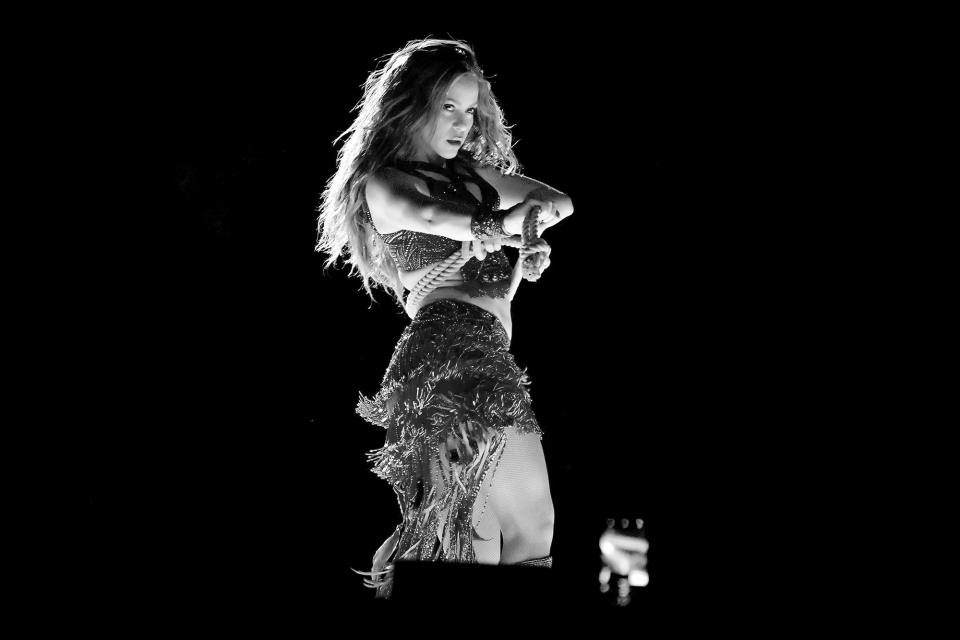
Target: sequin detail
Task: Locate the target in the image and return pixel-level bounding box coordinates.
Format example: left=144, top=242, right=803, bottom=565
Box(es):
left=515, top=555, right=553, bottom=568
left=376, top=227, right=461, bottom=272
left=469, top=204, right=507, bottom=241
left=355, top=299, right=542, bottom=599
left=363, top=158, right=511, bottom=288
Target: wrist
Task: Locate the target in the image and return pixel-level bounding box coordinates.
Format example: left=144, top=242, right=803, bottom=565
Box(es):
left=471, top=205, right=508, bottom=240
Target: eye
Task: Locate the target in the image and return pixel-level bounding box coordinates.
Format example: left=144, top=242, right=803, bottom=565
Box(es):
left=443, top=104, right=477, bottom=116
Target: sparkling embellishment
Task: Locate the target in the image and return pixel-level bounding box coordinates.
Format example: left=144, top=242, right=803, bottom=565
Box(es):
left=369, top=159, right=513, bottom=289
left=356, top=299, right=542, bottom=599
left=470, top=203, right=507, bottom=241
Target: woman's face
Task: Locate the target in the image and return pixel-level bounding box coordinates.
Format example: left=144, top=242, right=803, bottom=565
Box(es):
left=413, top=73, right=479, bottom=167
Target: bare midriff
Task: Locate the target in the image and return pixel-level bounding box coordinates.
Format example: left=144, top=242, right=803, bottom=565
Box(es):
left=399, top=268, right=512, bottom=342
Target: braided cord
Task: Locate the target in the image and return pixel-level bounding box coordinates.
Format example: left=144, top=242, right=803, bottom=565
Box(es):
left=520, top=205, right=543, bottom=281
left=403, top=207, right=544, bottom=320
left=404, top=245, right=473, bottom=319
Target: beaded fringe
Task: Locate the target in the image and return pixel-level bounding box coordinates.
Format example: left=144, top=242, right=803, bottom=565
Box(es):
left=352, top=300, right=542, bottom=600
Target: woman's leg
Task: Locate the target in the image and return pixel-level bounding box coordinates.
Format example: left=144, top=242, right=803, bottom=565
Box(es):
left=473, top=424, right=555, bottom=565
left=472, top=511, right=501, bottom=565
left=471, top=435, right=502, bottom=565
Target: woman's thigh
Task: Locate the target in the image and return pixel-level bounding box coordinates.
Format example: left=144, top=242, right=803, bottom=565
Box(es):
left=471, top=431, right=503, bottom=565
left=471, top=424, right=554, bottom=562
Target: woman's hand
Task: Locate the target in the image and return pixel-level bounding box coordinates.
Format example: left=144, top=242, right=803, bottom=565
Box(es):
left=525, top=186, right=573, bottom=232
left=470, top=237, right=502, bottom=261
left=502, top=197, right=561, bottom=237
left=519, top=238, right=552, bottom=280
left=507, top=237, right=552, bottom=301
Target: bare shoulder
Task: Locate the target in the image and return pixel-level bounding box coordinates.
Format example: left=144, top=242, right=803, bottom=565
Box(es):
left=366, top=166, right=432, bottom=200
left=473, top=165, right=520, bottom=208
left=472, top=165, right=497, bottom=182
left=472, top=164, right=503, bottom=183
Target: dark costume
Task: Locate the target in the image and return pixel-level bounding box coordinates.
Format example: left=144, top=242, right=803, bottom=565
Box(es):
left=355, top=158, right=544, bottom=598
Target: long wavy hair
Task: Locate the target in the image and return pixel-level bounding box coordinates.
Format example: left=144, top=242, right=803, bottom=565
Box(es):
left=315, top=37, right=521, bottom=311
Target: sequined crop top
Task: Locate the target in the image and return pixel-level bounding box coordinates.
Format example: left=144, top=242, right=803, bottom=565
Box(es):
left=361, top=158, right=513, bottom=293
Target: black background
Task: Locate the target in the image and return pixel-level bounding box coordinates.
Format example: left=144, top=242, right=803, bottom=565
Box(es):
left=57, top=16, right=823, bottom=623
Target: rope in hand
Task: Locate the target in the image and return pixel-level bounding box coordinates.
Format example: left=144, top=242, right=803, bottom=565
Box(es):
left=403, top=206, right=544, bottom=319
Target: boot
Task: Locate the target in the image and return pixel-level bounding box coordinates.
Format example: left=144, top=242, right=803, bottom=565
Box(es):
left=514, top=555, right=552, bottom=568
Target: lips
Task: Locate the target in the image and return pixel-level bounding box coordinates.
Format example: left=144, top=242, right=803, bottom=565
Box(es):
left=446, top=138, right=463, bottom=145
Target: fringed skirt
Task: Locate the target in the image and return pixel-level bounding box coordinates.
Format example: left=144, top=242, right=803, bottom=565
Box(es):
left=354, top=298, right=542, bottom=599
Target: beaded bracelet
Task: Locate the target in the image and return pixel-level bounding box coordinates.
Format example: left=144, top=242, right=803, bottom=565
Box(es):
left=470, top=203, right=508, bottom=241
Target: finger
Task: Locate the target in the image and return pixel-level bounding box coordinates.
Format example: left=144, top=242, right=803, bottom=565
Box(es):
left=537, top=205, right=552, bottom=225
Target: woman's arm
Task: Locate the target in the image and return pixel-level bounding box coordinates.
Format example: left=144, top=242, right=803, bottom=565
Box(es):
left=365, top=169, right=478, bottom=240
left=475, top=167, right=574, bottom=219
left=365, top=168, right=551, bottom=241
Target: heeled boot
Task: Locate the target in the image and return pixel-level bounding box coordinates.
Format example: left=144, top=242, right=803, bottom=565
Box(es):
left=514, top=555, right=552, bottom=568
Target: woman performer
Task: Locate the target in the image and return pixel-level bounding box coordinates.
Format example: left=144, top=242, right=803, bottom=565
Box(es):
left=315, top=37, right=574, bottom=599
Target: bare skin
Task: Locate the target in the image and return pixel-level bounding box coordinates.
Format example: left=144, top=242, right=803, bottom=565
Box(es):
left=469, top=425, right=555, bottom=565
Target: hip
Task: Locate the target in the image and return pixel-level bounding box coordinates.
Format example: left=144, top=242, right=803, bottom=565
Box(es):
left=419, top=287, right=512, bottom=342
